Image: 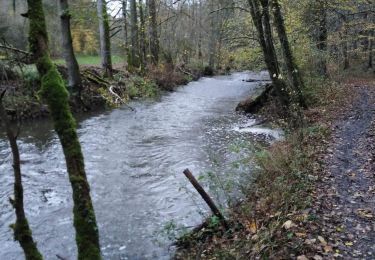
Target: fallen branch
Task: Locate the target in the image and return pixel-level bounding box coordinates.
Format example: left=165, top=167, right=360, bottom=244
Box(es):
left=109, top=85, right=135, bottom=111
left=0, top=44, right=32, bottom=56
left=183, top=169, right=229, bottom=229
left=177, top=66, right=195, bottom=78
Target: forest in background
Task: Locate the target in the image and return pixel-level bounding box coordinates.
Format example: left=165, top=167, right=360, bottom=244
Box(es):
left=0, top=0, right=375, bottom=259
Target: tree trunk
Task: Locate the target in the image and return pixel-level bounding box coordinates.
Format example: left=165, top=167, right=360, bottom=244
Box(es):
left=25, top=1, right=102, bottom=259
left=97, top=0, right=113, bottom=78
left=316, top=3, right=328, bottom=76
left=271, top=0, right=307, bottom=108
left=248, top=0, right=290, bottom=110
left=139, top=0, right=147, bottom=68
left=122, top=0, right=129, bottom=59
left=58, top=0, right=82, bottom=96
left=0, top=95, right=43, bottom=260
left=129, top=0, right=140, bottom=68
left=343, top=21, right=350, bottom=70
left=368, top=29, right=373, bottom=69
left=148, top=0, right=159, bottom=65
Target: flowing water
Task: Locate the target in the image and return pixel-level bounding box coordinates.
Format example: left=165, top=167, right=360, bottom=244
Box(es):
left=0, top=71, right=281, bottom=259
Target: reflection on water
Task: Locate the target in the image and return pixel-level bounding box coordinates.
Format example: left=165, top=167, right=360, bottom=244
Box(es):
left=0, top=71, right=277, bottom=259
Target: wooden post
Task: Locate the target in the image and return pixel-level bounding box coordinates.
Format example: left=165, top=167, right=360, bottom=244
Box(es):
left=183, top=169, right=229, bottom=229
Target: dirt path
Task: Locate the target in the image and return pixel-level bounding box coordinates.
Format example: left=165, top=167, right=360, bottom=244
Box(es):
left=311, top=85, right=375, bottom=259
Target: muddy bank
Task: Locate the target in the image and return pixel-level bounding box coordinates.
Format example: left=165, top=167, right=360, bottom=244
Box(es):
left=0, top=63, right=210, bottom=121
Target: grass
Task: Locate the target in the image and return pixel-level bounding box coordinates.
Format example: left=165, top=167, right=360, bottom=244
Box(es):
left=174, top=78, right=346, bottom=259
left=53, top=55, right=125, bottom=66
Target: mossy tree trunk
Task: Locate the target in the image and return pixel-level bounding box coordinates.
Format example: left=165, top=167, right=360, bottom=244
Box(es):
left=97, top=0, right=113, bottom=78
left=271, top=0, right=307, bottom=108
left=0, top=94, right=43, bottom=260
left=25, top=1, right=102, bottom=259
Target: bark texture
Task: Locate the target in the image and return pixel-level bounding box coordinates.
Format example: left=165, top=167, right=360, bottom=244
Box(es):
left=148, top=0, right=159, bottom=65
left=271, top=0, right=307, bottom=108
left=58, top=0, right=82, bottom=96
left=129, top=0, right=140, bottom=68
left=97, top=0, right=113, bottom=78
left=26, top=1, right=101, bottom=259
left=0, top=94, right=43, bottom=260
left=248, top=0, right=290, bottom=110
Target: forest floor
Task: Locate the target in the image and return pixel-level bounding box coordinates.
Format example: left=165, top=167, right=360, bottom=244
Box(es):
left=174, top=76, right=375, bottom=259
left=296, top=80, right=375, bottom=259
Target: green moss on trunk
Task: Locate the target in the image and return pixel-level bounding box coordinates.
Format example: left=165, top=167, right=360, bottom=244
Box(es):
left=26, top=0, right=102, bottom=259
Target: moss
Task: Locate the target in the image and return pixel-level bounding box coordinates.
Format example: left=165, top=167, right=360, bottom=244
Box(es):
left=27, top=1, right=102, bottom=258
left=10, top=217, right=43, bottom=260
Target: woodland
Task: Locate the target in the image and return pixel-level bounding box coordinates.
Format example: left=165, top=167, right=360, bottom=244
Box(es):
left=0, top=0, right=375, bottom=259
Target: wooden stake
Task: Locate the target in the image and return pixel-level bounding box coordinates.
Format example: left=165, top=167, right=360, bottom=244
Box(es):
left=183, top=168, right=229, bottom=229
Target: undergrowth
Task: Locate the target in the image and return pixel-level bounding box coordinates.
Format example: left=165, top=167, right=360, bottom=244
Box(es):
left=174, top=79, right=345, bottom=259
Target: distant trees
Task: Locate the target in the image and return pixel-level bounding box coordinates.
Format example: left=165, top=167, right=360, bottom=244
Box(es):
left=25, top=0, right=102, bottom=259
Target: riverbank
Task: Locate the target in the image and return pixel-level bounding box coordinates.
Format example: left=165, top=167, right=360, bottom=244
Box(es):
left=174, top=75, right=375, bottom=259
left=0, top=62, right=214, bottom=121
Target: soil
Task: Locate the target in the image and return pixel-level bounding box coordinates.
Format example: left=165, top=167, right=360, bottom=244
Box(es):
left=300, top=83, right=375, bottom=259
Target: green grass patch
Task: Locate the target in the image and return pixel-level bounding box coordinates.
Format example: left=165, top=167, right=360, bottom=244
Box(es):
left=54, top=55, right=125, bottom=66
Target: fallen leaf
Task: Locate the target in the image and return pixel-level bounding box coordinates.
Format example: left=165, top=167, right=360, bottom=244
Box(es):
left=324, top=245, right=333, bottom=252
left=282, top=220, right=296, bottom=229
left=247, top=220, right=257, bottom=234
left=357, top=209, right=373, bottom=219
left=295, top=232, right=307, bottom=238
left=317, top=236, right=327, bottom=246
left=305, top=238, right=317, bottom=245
left=345, top=242, right=353, bottom=246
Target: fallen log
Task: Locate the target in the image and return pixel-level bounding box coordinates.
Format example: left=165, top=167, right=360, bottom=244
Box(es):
left=236, top=84, right=274, bottom=114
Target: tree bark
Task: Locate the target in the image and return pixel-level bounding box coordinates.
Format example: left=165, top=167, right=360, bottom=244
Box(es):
left=139, top=0, right=147, bottom=68
left=148, top=0, right=159, bottom=65
left=58, top=0, right=82, bottom=96
left=368, top=29, right=374, bottom=69
left=316, top=1, right=328, bottom=76
left=270, top=0, right=307, bottom=108
left=122, top=0, right=129, bottom=59
left=208, top=0, right=216, bottom=70
left=129, top=0, right=140, bottom=68
left=97, top=0, right=113, bottom=78
left=0, top=93, right=43, bottom=260
left=248, top=0, right=290, bottom=111
left=25, top=1, right=102, bottom=259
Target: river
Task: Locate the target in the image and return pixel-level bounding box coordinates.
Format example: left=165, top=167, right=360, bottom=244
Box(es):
left=0, top=71, right=280, bottom=259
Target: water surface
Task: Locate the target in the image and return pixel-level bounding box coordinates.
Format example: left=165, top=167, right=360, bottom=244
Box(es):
left=0, top=71, right=276, bottom=259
